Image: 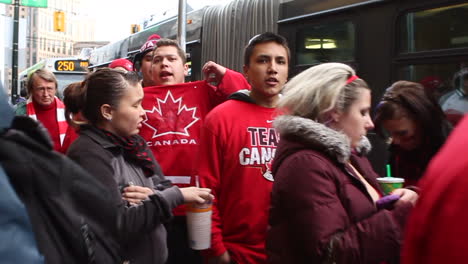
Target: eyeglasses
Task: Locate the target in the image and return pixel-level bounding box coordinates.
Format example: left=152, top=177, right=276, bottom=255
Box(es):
left=34, top=87, right=55, bottom=93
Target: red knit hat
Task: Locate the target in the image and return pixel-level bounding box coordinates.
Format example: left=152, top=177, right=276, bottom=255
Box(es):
left=109, top=58, right=134, bottom=71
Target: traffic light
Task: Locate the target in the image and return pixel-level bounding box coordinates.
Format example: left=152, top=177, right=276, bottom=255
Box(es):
left=131, top=24, right=140, bottom=34
left=54, top=11, right=65, bottom=32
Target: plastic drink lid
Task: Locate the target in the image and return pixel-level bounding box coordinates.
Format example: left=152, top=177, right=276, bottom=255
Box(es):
left=377, top=177, right=405, bottom=183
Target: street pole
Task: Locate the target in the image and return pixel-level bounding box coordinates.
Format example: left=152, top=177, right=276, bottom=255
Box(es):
left=11, top=0, right=19, bottom=104
left=177, top=0, right=186, bottom=52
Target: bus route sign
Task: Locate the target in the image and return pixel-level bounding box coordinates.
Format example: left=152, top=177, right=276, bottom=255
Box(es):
left=54, top=59, right=89, bottom=72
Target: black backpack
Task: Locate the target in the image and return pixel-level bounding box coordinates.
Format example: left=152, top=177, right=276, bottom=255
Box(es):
left=0, top=116, right=121, bottom=264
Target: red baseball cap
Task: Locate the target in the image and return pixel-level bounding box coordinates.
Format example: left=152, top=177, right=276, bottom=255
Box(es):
left=109, top=58, right=134, bottom=72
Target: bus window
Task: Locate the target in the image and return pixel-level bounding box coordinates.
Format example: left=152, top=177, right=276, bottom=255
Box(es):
left=399, top=3, right=468, bottom=53
left=296, top=20, right=355, bottom=65
left=397, top=62, right=461, bottom=97
left=397, top=61, right=468, bottom=125
left=55, top=74, right=88, bottom=98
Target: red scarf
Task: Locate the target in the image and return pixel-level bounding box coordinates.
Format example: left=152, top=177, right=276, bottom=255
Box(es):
left=101, top=129, right=156, bottom=177
left=26, top=97, right=68, bottom=147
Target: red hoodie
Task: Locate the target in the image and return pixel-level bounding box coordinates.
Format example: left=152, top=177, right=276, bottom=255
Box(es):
left=196, top=96, right=280, bottom=264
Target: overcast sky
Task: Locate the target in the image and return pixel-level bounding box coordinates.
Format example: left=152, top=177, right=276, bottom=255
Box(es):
left=92, top=0, right=233, bottom=42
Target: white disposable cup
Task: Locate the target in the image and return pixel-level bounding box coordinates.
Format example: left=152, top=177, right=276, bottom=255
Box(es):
left=186, top=202, right=212, bottom=250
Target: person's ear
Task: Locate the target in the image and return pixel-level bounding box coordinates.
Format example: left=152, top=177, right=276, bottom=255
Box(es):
left=183, top=63, right=189, bottom=76
left=330, top=110, right=342, bottom=123
left=100, top=104, right=113, bottom=121
left=243, top=65, right=249, bottom=80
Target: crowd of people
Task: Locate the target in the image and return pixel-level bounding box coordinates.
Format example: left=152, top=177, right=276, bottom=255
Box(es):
left=1, top=31, right=467, bottom=263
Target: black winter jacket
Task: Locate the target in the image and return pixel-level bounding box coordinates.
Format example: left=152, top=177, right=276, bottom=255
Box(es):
left=1, top=117, right=121, bottom=263
left=67, top=126, right=184, bottom=264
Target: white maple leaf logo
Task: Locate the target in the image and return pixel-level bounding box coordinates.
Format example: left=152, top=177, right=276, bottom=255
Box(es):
left=143, top=91, right=199, bottom=138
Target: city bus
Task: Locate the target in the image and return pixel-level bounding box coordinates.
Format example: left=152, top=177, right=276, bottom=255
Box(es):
left=89, top=0, right=468, bottom=175
left=18, top=57, right=89, bottom=99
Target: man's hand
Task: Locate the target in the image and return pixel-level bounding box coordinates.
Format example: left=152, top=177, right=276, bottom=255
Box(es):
left=203, top=61, right=227, bottom=86
left=180, top=187, right=214, bottom=204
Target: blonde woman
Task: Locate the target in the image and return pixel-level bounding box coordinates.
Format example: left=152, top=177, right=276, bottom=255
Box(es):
left=267, top=63, right=418, bottom=263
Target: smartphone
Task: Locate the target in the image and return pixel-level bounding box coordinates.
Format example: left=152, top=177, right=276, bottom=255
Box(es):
left=376, top=194, right=400, bottom=210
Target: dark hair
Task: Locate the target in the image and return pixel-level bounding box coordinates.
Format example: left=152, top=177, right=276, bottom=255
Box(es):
left=27, top=69, right=58, bottom=97
left=152, top=39, right=187, bottom=64
left=63, top=82, right=84, bottom=127
left=63, top=68, right=140, bottom=126
left=243, top=32, right=290, bottom=67
left=374, top=81, right=450, bottom=151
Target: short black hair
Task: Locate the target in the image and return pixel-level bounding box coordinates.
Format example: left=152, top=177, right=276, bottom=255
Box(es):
left=243, top=32, right=290, bottom=66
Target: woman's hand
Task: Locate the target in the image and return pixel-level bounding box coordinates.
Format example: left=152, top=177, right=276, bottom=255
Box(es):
left=391, top=188, right=418, bottom=206
left=180, top=187, right=214, bottom=204
left=122, top=185, right=154, bottom=205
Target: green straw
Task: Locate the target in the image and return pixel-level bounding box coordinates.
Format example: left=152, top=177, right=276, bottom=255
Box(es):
left=386, top=164, right=392, bottom=177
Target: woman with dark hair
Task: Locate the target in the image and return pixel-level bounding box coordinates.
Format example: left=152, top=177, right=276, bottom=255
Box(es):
left=60, top=82, right=85, bottom=152
left=374, top=81, right=452, bottom=186
left=65, top=68, right=213, bottom=264
left=63, top=82, right=86, bottom=127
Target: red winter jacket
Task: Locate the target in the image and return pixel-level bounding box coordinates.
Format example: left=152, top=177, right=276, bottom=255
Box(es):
left=267, top=115, right=413, bottom=264
left=402, top=115, right=468, bottom=264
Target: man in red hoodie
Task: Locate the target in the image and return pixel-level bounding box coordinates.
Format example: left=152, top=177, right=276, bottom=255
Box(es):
left=15, top=69, right=72, bottom=153
left=196, top=32, right=290, bottom=264
left=139, top=38, right=249, bottom=264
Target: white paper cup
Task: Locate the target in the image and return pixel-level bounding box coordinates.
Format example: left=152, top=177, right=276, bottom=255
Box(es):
left=186, top=202, right=212, bottom=250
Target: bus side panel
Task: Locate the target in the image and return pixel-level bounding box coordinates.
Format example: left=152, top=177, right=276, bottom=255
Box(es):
left=278, top=1, right=397, bottom=176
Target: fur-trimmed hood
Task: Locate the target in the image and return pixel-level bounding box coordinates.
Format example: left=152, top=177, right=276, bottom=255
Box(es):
left=274, top=115, right=371, bottom=164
